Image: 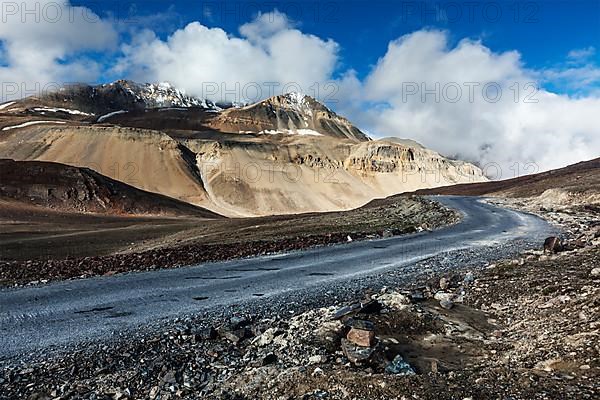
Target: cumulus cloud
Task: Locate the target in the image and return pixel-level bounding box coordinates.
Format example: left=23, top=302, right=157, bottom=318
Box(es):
left=351, top=30, right=600, bottom=176
left=116, top=10, right=339, bottom=103
left=1, top=5, right=598, bottom=175
left=0, top=0, right=117, bottom=100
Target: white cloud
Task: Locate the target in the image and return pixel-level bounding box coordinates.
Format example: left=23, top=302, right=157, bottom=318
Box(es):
left=116, top=10, right=339, bottom=103
left=0, top=0, right=117, bottom=100
left=351, top=30, right=600, bottom=175
left=1, top=6, right=598, bottom=176
left=567, top=46, right=596, bottom=65
left=538, top=47, right=600, bottom=94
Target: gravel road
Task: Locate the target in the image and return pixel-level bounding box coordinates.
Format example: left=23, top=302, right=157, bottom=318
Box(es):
left=0, top=196, right=555, bottom=361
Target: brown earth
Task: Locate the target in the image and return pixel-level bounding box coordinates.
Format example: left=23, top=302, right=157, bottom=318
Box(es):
left=0, top=159, right=221, bottom=217
left=411, top=157, right=600, bottom=198
left=0, top=196, right=458, bottom=286
left=2, top=206, right=597, bottom=400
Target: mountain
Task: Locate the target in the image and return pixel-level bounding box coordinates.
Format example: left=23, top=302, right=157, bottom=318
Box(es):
left=0, top=159, right=222, bottom=217
left=411, top=157, right=600, bottom=200
left=208, top=92, right=370, bottom=142
left=1, top=80, right=222, bottom=118
left=0, top=81, right=488, bottom=217
left=378, top=137, right=426, bottom=149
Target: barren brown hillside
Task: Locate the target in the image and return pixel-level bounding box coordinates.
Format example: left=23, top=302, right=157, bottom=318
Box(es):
left=410, top=157, right=600, bottom=199
left=0, top=159, right=221, bottom=218
left=0, top=82, right=488, bottom=217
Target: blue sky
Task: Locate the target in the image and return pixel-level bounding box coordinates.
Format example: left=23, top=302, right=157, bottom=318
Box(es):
left=73, top=0, right=600, bottom=92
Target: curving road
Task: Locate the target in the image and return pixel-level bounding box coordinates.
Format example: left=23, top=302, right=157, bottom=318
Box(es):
left=0, top=197, right=554, bottom=360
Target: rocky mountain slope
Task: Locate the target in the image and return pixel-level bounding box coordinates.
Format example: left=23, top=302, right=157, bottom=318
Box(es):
left=1, top=81, right=222, bottom=117
left=412, top=157, right=600, bottom=205
left=0, top=82, right=488, bottom=216
left=208, top=92, right=370, bottom=141
left=0, top=159, right=221, bottom=217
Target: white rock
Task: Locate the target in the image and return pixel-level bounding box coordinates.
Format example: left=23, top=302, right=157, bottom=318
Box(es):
left=308, top=355, right=326, bottom=364
left=434, top=292, right=455, bottom=302
left=375, top=292, right=411, bottom=310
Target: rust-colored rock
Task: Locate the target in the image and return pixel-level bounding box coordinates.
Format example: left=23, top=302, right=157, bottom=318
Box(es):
left=347, top=327, right=375, bottom=347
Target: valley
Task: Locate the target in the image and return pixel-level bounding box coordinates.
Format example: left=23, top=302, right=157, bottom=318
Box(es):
left=0, top=83, right=598, bottom=400
left=2, top=2, right=599, bottom=398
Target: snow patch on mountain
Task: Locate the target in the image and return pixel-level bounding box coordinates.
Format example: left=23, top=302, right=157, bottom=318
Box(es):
left=104, top=81, right=224, bottom=111
left=97, top=110, right=127, bottom=123
left=2, top=121, right=66, bottom=131
left=280, top=92, right=314, bottom=117
left=32, top=107, right=94, bottom=116
left=258, top=128, right=323, bottom=137
left=0, top=102, right=16, bottom=110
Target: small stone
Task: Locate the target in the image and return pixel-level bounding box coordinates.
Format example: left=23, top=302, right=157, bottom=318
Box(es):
left=344, top=319, right=375, bottom=331
left=358, top=299, right=383, bottom=314
left=591, top=268, right=600, bottom=277
left=376, top=292, right=411, bottom=309
left=149, top=386, right=159, bottom=399
left=218, top=327, right=250, bottom=344
left=543, top=237, right=563, bottom=253
left=440, top=299, right=454, bottom=310
left=262, top=353, right=277, bottom=366
left=253, top=328, right=276, bottom=346
left=331, top=303, right=360, bottom=320
left=431, top=360, right=438, bottom=373
left=385, top=355, right=416, bottom=376
left=162, top=371, right=177, bottom=384
left=311, top=390, right=329, bottom=399
left=409, top=290, right=426, bottom=302
left=434, top=292, right=454, bottom=302
left=309, top=355, right=327, bottom=364
left=439, top=277, right=449, bottom=290
left=463, top=272, right=475, bottom=284
left=195, top=326, right=217, bottom=340
left=229, top=316, right=249, bottom=329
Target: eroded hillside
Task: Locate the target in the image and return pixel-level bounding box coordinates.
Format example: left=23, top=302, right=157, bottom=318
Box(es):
left=0, top=83, right=487, bottom=216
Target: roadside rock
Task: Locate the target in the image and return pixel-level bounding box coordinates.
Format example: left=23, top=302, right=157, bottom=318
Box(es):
left=439, top=277, right=449, bottom=290
left=308, top=355, right=327, bottom=365
left=345, top=319, right=375, bottom=347
left=347, top=328, right=375, bottom=347
left=439, top=298, right=454, bottom=310
left=385, top=355, right=416, bottom=376
left=341, top=338, right=376, bottom=365
left=544, top=236, right=563, bottom=253
left=433, top=292, right=454, bottom=302
left=331, top=303, right=360, bottom=320
left=374, top=291, right=411, bottom=310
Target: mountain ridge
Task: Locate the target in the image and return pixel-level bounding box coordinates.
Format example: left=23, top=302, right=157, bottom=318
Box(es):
left=0, top=80, right=489, bottom=217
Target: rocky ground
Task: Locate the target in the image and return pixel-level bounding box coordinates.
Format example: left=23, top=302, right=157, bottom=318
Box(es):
left=1, top=198, right=598, bottom=399
left=0, top=196, right=457, bottom=287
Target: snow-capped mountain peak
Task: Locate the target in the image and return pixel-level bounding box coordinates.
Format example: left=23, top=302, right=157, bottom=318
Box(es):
left=106, top=80, right=222, bottom=111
